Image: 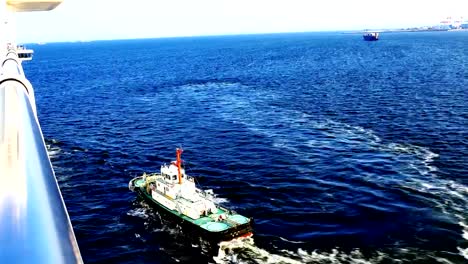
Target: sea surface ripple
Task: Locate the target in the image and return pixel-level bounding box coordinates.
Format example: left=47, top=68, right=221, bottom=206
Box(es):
left=25, top=31, right=468, bottom=263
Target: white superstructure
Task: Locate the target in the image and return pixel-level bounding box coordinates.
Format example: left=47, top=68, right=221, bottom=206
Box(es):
left=144, top=149, right=217, bottom=220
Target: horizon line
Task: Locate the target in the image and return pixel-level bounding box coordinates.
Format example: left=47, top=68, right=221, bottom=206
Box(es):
left=19, top=27, right=456, bottom=44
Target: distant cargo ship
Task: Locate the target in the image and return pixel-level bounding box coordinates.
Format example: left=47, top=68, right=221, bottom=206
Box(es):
left=363, top=32, right=379, bottom=41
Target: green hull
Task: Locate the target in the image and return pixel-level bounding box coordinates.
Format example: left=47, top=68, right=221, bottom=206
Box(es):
left=129, top=177, right=253, bottom=242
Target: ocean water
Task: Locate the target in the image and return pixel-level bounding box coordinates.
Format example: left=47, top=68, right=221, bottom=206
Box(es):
left=24, top=31, right=467, bottom=263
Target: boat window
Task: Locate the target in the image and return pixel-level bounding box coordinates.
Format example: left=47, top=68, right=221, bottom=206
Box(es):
left=172, top=175, right=177, bottom=180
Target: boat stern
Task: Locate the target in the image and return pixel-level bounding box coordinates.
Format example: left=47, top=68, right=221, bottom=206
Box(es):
left=128, top=176, right=145, bottom=192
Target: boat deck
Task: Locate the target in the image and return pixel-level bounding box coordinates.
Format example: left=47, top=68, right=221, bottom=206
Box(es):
left=132, top=177, right=250, bottom=232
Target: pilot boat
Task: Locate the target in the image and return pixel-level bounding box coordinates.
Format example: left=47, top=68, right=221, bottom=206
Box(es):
left=129, top=148, right=253, bottom=243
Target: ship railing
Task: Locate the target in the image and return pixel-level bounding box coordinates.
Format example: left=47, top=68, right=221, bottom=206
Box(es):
left=0, top=1, right=83, bottom=263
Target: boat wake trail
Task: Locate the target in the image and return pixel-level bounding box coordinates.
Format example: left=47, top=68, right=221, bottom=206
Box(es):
left=127, top=207, right=150, bottom=220
left=177, top=81, right=467, bottom=262
left=214, top=237, right=385, bottom=264
left=214, top=237, right=304, bottom=264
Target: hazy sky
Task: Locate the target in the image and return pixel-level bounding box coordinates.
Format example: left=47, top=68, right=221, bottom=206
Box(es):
left=13, top=0, right=468, bottom=43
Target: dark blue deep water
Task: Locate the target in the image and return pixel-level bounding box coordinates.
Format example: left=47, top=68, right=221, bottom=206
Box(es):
left=24, top=31, right=467, bottom=263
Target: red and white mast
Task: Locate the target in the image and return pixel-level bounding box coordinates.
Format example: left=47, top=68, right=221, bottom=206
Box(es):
left=176, top=148, right=183, bottom=184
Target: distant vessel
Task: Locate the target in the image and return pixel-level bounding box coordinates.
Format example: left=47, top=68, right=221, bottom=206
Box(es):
left=363, top=32, right=379, bottom=41
left=129, top=148, right=253, bottom=243
left=16, top=45, right=33, bottom=61
left=462, top=20, right=468, bottom=29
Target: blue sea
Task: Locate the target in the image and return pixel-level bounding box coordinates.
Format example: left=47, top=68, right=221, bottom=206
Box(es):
left=24, top=31, right=467, bottom=263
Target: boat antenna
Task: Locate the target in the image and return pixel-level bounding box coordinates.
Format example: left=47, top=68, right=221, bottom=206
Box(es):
left=176, top=148, right=183, bottom=184
left=184, top=162, right=202, bottom=188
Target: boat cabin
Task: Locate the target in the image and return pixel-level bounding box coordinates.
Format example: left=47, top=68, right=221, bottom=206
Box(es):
left=17, top=45, right=33, bottom=61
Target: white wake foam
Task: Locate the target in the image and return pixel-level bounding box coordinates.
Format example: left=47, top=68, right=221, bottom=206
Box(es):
left=214, top=237, right=302, bottom=264
left=458, top=221, right=468, bottom=261
left=46, top=143, right=62, bottom=158
left=459, top=246, right=468, bottom=261
left=127, top=208, right=149, bottom=219
left=181, top=85, right=468, bottom=261
left=214, top=237, right=386, bottom=264
left=213, top=197, right=230, bottom=205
